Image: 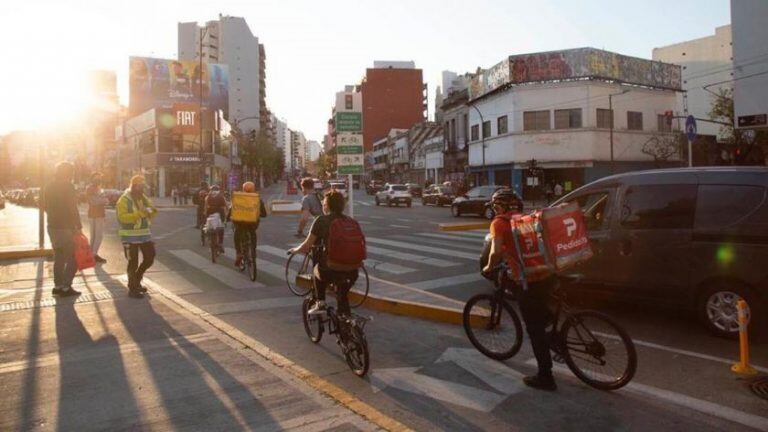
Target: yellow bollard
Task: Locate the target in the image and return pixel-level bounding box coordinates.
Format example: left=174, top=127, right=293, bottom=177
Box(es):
left=731, top=299, right=758, bottom=375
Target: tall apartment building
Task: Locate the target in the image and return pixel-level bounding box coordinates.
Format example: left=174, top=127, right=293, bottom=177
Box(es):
left=361, top=61, right=425, bottom=152
left=178, top=15, right=267, bottom=135
left=653, top=25, right=733, bottom=139
left=289, top=129, right=307, bottom=174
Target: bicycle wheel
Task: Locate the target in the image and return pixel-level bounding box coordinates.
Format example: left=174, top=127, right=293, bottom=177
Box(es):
left=200, top=227, right=206, bottom=246
left=302, top=298, right=323, bottom=343
left=462, top=294, right=523, bottom=360
left=561, top=310, right=637, bottom=391
left=344, top=324, right=370, bottom=377
left=210, top=233, right=217, bottom=263
left=249, top=240, right=258, bottom=281
left=349, top=266, right=370, bottom=309
left=286, top=253, right=313, bottom=296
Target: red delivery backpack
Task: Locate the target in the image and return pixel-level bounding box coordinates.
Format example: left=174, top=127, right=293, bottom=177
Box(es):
left=507, top=214, right=555, bottom=283
left=73, top=232, right=96, bottom=270
left=539, top=202, right=593, bottom=271
left=326, top=216, right=367, bottom=271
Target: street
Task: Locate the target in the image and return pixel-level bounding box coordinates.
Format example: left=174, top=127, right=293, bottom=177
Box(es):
left=1, top=183, right=766, bottom=431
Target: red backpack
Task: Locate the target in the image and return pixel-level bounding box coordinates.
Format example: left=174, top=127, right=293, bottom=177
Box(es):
left=326, top=216, right=367, bottom=271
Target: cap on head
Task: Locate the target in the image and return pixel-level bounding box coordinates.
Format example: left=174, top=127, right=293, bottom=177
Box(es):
left=211, top=185, right=220, bottom=191
left=130, top=175, right=146, bottom=187
left=243, top=181, right=256, bottom=193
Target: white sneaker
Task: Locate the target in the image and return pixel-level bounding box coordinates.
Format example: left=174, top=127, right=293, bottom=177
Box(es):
left=307, top=300, right=326, bottom=316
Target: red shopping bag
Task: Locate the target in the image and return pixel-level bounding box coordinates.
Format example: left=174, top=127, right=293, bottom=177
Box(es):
left=73, top=232, right=96, bottom=270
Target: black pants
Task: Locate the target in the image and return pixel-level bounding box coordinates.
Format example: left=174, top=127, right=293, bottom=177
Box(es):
left=234, top=224, right=257, bottom=255
left=313, top=265, right=357, bottom=316
left=127, top=242, right=155, bottom=290
left=518, top=277, right=556, bottom=378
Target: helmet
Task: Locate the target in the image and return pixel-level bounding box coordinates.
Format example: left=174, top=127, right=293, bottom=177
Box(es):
left=210, top=185, right=220, bottom=191
left=491, top=188, right=520, bottom=210
left=242, top=181, right=256, bottom=193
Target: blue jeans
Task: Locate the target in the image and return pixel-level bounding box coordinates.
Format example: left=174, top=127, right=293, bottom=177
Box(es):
left=48, top=228, right=78, bottom=289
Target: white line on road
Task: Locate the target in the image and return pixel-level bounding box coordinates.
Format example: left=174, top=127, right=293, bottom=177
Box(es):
left=202, top=297, right=300, bottom=315
left=365, top=245, right=458, bottom=268
left=396, top=218, right=413, bottom=222
left=409, top=273, right=485, bottom=290
left=389, top=225, right=409, bottom=228
left=366, top=237, right=477, bottom=260
left=154, top=225, right=192, bottom=241
left=356, top=201, right=372, bottom=207
left=395, top=236, right=480, bottom=252
left=416, top=233, right=484, bottom=244
left=369, top=216, right=385, bottom=219
left=257, top=244, right=416, bottom=275
left=358, top=221, right=371, bottom=225
left=169, top=249, right=265, bottom=289
left=445, top=230, right=488, bottom=238
left=224, top=247, right=288, bottom=283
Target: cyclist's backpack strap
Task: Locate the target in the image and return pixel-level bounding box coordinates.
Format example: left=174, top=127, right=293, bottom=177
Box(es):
left=326, top=216, right=366, bottom=271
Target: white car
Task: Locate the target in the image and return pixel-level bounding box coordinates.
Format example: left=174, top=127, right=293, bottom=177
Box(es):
left=329, top=181, right=348, bottom=199
left=375, top=184, right=412, bottom=207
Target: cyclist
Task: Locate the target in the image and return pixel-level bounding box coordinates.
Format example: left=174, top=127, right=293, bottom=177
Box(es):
left=229, top=181, right=268, bottom=268
left=296, top=177, right=323, bottom=238
left=289, top=190, right=358, bottom=317
left=194, top=181, right=209, bottom=229
left=482, top=188, right=558, bottom=391
left=204, top=185, right=227, bottom=252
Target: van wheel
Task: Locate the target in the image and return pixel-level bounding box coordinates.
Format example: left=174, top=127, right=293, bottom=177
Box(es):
left=697, top=282, right=763, bottom=339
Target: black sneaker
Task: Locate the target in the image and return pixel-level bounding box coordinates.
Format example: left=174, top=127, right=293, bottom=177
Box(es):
left=128, top=290, right=144, bottom=299
left=58, top=288, right=82, bottom=298
left=523, top=375, right=557, bottom=391
left=94, top=255, right=107, bottom=263
left=137, top=284, right=148, bottom=293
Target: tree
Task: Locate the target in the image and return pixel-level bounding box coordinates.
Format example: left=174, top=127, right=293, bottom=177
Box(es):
left=709, top=88, right=768, bottom=165
left=641, top=133, right=683, bottom=167
left=315, top=147, right=337, bottom=179
left=239, top=129, right=284, bottom=188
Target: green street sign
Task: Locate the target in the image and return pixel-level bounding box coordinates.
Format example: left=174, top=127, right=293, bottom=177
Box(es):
left=336, top=112, right=363, bottom=132
left=338, top=165, right=364, bottom=175
left=337, top=145, right=363, bottom=155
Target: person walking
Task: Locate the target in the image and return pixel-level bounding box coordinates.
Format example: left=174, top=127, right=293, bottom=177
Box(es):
left=44, top=162, right=82, bottom=297
left=116, top=175, right=158, bottom=298
left=554, top=182, right=564, bottom=199
left=544, top=182, right=554, bottom=205
left=296, top=177, right=323, bottom=238
left=171, top=186, right=179, bottom=206
left=86, top=172, right=108, bottom=263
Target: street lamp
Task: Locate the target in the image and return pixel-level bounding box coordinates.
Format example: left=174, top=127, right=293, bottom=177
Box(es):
left=608, top=88, right=630, bottom=174
left=468, top=103, right=486, bottom=185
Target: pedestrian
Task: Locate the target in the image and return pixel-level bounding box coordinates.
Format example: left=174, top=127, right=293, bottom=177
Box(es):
left=116, top=175, right=158, bottom=298
left=171, top=186, right=179, bottom=206
left=195, top=181, right=210, bottom=228
left=86, top=172, right=108, bottom=263
left=44, top=162, right=82, bottom=297
left=554, top=182, right=564, bottom=199
left=544, top=182, right=554, bottom=204
left=296, top=177, right=323, bottom=238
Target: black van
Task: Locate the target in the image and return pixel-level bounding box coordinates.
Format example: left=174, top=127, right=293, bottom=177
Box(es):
left=556, top=167, right=768, bottom=338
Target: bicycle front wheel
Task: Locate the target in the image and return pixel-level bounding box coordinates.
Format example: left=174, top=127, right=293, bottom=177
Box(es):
left=286, top=253, right=313, bottom=296
left=301, top=298, right=323, bottom=343
left=561, top=310, right=637, bottom=391
left=344, top=325, right=370, bottom=377
left=462, top=294, right=523, bottom=360
left=349, top=266, right=370, bottom=309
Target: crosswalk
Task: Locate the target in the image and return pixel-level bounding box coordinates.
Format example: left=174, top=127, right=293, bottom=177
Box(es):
left=157, top=230, right=489, bottom=298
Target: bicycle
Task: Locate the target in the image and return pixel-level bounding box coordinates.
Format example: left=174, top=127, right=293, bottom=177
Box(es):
left=463, top=263, right=637, bottom=390
left=286, top=251, right=371, bottom=377
left=205, top=224, right=225, bottom=263
left=285, top=251, right=370, bottom=308
left=236, top=228, right=258, bottom=281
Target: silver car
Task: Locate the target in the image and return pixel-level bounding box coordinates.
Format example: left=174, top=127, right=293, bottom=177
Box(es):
left=375, top=184, right=412, bottom=207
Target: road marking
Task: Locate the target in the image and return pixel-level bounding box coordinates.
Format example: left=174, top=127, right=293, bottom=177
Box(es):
left=223, top=247, right=288, bottom=283
left=356, top=201, right=372, bottom=207
left=396, top=218, right=413, bottom=222
left=202, top=297, right=300, bottom=315
left=436, top=348, right=525, bottom=394
left=366, top=237, right=476, bottom=260
left=409, top=273, right=485, bottom=291
left=389, top=225, right=409, bottom=228
left=369, top=216, right=385, bottom=219
left=416, top=232, right=484, bottom=244
left=446, top=230, right=488, bottom=239
left=257, top=244, right=416, bottom=275
left=168, top=250, right=266, bottom=289
left=396, top=236, right=480, bottom=252
left=154, top=225, right=192, bottom=240
left=366, top=245, right=458, bottom=267
left=532, top=359, right=768, bottom=431
left=358, top=221, right=371, bottom=225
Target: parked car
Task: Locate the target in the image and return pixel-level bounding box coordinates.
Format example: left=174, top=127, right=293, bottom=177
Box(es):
left=329, top=181, right=349, bottom=199
left=422, top=185, right=455, bottom=207
left=366, top=180, right=385, bottom=195
left=405, top=183, right=423, bottom=198
left=375, top=184, right=412, bottom=207
left=451, top=185, right=505, bottom=218
left=554, top=167, right=768, bottom=338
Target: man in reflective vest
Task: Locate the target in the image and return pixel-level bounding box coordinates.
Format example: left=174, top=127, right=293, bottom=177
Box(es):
left=116, top=175, right=158, bottom=298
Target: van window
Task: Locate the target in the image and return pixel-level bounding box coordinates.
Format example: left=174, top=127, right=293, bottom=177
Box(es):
left=695, top=185, right=766, bottom=229
left=574, top=191, right=610, bottom=231
left=620, top=185, right=697, bottom=229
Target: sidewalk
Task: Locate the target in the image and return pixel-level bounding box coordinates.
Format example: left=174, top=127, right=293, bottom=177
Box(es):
left=0, top=259, right=384, bottom=431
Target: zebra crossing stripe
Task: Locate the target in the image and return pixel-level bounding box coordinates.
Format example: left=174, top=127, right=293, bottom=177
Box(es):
left=356, top=201, right=372, bottom=206
left=415, top=233, right=484, bottom=244
left=169, top=250, right=266, bottom=289
left=394, top=236, right=479, bottom=252
left=256, top=244, right=417, bottom=276
left=365, top=245, right=458, bottom=268
left=223, top=247, right=288, bottom=283
left=366, top=237, right=477, bottom=260
left=202, top=297, right=301, bottom=315
left=446, top=230, right=488, bottom=239
left=409, top=273, right=486, bottom=291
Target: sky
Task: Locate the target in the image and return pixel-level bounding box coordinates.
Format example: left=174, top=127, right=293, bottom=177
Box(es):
left=0, top=0, right=731, bottom=140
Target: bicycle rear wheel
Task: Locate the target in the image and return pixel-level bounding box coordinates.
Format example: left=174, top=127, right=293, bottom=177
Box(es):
left=344, top=324, right=370, bottom=377
left=248, top=238, right=258, bottom=281
left=210, top=233, right=218, bottom=263
left=286, top=253, right=313, bottom=296
left=462, top=294, right=523, bottom=360
left=349, top=266, right=370, bottom=308
left=301, top=298, right=323, bottom=343
left=561, top=310, right=637, bottom=391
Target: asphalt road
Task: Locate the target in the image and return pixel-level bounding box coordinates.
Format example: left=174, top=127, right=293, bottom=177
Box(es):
left=1, top=186, right=767, bottom=431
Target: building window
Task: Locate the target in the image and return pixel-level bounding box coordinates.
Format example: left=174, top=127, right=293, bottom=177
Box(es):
left=657, top=114, right=672, bottom=132
left=471, top=124, right=479, bottom=141
left=523, top=110, right=550, bottom=131
left=444, top=121, right=450, bottom=145
left=627, top=111, right=643, bottom=130
left=554, top=108, right=582, bottom=129
left=497, top=115, right=508, bottom=134
left=450, top=118, right=457, bottom=145
left=463, top=114, right=468, bottom=146
left=482, top=121, right=491, bottom=138
left=596, top=108, right=613, bottom=128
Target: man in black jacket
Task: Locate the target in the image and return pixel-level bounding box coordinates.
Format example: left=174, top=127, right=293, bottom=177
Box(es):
left=44, top=162, right=82, bottom=297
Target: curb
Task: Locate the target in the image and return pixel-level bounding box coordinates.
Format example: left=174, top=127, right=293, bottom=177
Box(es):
left=0, top=248, right=54, bottom=261
left=349, top=290, right=467, bottom=325
left=438, top=221, right=490, bottom=231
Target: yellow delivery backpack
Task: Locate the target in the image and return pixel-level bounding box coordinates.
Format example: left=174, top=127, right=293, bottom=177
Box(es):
left=230, top=192, right=262, bottom=223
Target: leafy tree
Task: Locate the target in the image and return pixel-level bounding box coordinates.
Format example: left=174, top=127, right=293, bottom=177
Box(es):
left=238, top=129, right=284, bottom=187
left=315, top=147, right=337, bottom=179
left=709, top=88, right=767, bottom=165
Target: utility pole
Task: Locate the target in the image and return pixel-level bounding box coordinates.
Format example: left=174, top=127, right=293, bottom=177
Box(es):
left=609, top=89, right=629, bottom=174
left=468, top=103, right=485, bottom=185
left=199, top=26, right=208, bottom=184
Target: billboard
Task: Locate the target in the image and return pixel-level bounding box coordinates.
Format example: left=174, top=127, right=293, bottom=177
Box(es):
left=469, top=48, right=682, bottom=100
left=129, top=56, right=229, bottom=116
left=732, top=0, right=768, bottom=129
